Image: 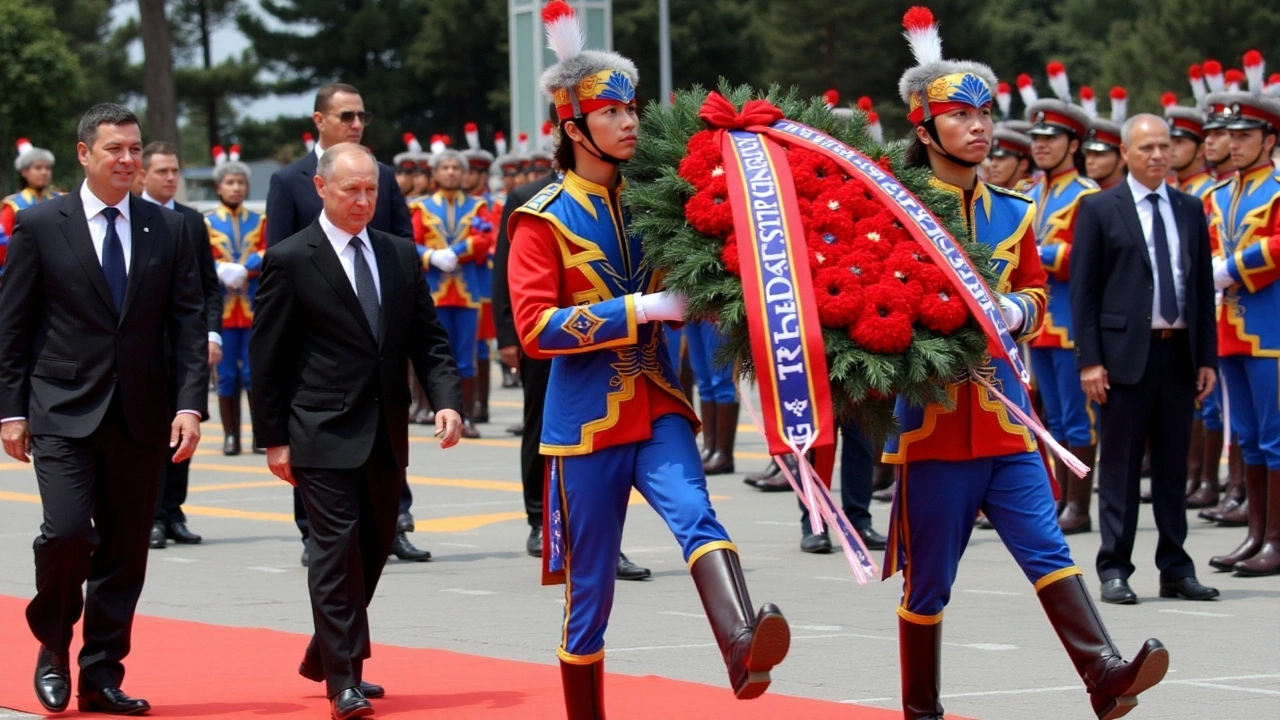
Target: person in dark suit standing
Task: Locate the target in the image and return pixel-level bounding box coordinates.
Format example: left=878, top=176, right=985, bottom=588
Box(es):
left=1071, top=113, right=1220, bottom=605
left=0, top=104, right=208, bottom=714
left=138, top=140, right=224, bottom=549
left=265, top=83, right=429, bottom=565
left=251, top=143, right=463, bottom=720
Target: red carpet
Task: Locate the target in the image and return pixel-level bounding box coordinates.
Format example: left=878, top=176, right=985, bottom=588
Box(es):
left=0, top=595, right=913, bottom=718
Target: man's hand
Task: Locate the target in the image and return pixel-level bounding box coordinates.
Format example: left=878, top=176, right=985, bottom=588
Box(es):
left=169, top=413, right=202, bottom=463
left=1196, top=366, right=1217, bottom=403
left=1080, top=365, right=1110, bottom=405
left=2, top=419, right=30, bottom=463
left=266, top=445, right=295, bottom=486
left=208, top=341, right=223, bottom=368
left=434, top=408, right=463, bottom=449
left=499, top=345, right=521, bottom=370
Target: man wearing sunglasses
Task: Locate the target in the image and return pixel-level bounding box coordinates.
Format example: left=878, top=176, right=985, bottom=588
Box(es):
left=264, top=83, right=428, bottom=570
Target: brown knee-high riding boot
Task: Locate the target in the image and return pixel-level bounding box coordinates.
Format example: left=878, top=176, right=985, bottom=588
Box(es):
left=1054, top=454, right=1072, bottom=517
left=1202, top=442, right=1244, bottom=521
left=1186, top=418, right=1204, bottom=498
left=1187, top=428, right=1223, bottom=509
left=247, top=393, right=264, bottom=454
left=459, top=377, right=480, bottom=439
left=1038, top=574, right=1168, bottom=720
left=1211, top=465, right=1269, bottom=570
left=899, top=616, right=944, bottom=719
left=1059, top=444, right=1096, bottom=534
left=690, top=548, right=790, bottom=699
left=220, top=395, right=240, bottom=456
left=560, top=659, right=605, bottom=720
left=699, top=401, right=717, bottom=463
left=1234, top=470, right=1280, bottom=576
left=473, top=357, right=491, bottom=423
left=704, top=402, right=739, bottom=476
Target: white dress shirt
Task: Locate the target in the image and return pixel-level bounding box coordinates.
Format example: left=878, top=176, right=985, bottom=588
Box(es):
left=80, top=182, right=132, bottom=273
left=1127, top=174, right=1186, bottom=329
left=140, top=190, right=222, bottom=347
left=319, top=211, right=381, bottom=302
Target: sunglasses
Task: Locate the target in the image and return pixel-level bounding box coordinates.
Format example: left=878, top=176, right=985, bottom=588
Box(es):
left=330, top=110, right=373, bottom=126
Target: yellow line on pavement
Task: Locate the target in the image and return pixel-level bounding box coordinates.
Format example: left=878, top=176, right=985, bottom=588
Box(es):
left=0, top=490, right=38, bottom=503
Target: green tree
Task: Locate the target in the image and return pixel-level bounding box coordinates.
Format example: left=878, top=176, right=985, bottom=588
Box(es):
left=172, top=0, right=267, bottom=154
left=0, top=0, right=87, bottom=194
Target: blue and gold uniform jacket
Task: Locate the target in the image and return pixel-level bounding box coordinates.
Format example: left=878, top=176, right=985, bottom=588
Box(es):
left=1179, top=170, right=1216, bottom=202
left=1207, top=164, right=1280, bottom=357
left=1, top=188, right=61, bottom=273
left=206, top=203, right=266, bottom=329
left=885, top=180, right=1048, bottom=463
left=1025, top=168, right=1098, bottom=349
left=507, top=171, right=696, bottom=456
left=411, top=191, right=491, bottom=309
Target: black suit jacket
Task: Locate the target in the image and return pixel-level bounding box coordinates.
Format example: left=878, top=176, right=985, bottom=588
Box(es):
left=492, top=174, right=559, bottom=349
left=264, top=150, right=413, bottom=247
left=0, top=190, right=209, bottom=442
left=250, top=220, right=463, bottom=469
left=1070, top=182, right=1217, bottom=385
left=174, top=200, right=222, bottom=337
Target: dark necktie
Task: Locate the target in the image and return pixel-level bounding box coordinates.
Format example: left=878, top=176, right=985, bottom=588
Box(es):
left=1146, top=193, right=1178, bottom=325
left=100, top=207, right=127, bottom=311
left=349, top=237, right=380, bottom=335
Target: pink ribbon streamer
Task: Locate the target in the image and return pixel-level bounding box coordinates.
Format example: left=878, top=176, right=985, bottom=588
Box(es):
left=969, top=371, right=1088, bottom=477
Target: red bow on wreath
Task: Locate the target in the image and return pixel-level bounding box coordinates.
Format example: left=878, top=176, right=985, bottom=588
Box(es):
left=698, top=92, right=786, bottom=131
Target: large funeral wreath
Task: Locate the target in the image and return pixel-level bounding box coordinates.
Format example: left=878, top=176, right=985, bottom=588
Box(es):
left=624, top=83, right=998, bottom=434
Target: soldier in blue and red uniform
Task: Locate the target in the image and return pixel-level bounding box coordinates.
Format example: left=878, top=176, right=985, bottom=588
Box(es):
left=507, top=3, right=789, bottom=717
left=205, top=158, right=266, bottom=456
left=1204, top=73, right=1280, bottom=578
left=1, top=139, right=60, bottom=276
left=411, top=148, right=492, bottom=438
left=463, top=140, right=498, bottom=423
left=1023, top=66, right=1102, bottom=535
left=888, top=9, right=1166, bottom=719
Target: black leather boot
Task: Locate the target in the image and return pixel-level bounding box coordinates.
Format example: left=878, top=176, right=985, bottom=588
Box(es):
left=1210, top=464, right=1267, bottom=570
left=1038, top=573, right=1168, bottom=719
left=460, top=377, right=481, bottom=438
left=220, top=395, right=240, bottom=455
left=560, top=659, right=605, bottom=719
left=474, top=357, right=491, bottom=423
left=704, top=402, right=739, bottom=475
left=699, top=401, right=717, bottom=463
left=690, top=548, right=790, bottom=699
left=1059, top=444, right=1096, bottom=534
left=899, top=616, right=943, bottom=719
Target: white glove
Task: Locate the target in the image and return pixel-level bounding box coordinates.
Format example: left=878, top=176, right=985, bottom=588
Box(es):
left=216, top=262, right=248, bottom=290
left=1212, top=257, right=1235, bottom=290
left=429, top=248, right=459, bottom=272
left=635, top=291, right=688, bottom=323
left=997, top=294, right=1024, bottom=332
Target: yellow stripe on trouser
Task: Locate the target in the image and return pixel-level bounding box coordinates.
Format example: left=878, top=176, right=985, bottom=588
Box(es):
left=557, top=457, right=577, bottom=658
left=899, top=464, right=914, bottom=609
left=897, top=607, right=943, bottom=625
left=1033, top=565, right=1083, bottom=592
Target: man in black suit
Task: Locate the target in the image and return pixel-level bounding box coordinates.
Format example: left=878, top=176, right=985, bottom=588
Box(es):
left=0, top=104, right=207, bottom=714
left=1071, top=113, right=1219, bottom=606
left=138, top=140, right=224, bottom=549
left=251, top=143, right=463, bottom=720
left=265, top=83, right=428, bottom=565
left=491, top=170, right=651, bottom=580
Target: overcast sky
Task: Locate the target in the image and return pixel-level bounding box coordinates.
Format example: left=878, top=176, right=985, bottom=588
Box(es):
left=114, top=0, right=312, bottom=121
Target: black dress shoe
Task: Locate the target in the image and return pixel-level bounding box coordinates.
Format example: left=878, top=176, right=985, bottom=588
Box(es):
left=505, top=422, right=524, bottom=436
left=1159, top=576, right=1220, bottom=601
left=330, top=687, right=374, bottom=720
left=856, top=525, right=888, bottom=551
left=801, top=532, right=833, bottom=554
left=77, top=686, right=151, bottom=715
left=396, top=512, right=415, bottom=533
left=1100, top=578, right=1138, bottom=605
left=166, top=522, right=202, bottom=544
left=301, top=540, right=310, bottom=568
left=390, top=532, right=432, bottom=561
left=299, top=662, right=385, bottom=699
left=149, top=523, right=166, bottom=550
left=34, top=646, right=70, bottom=712
left=526, top=525, right=543, bottom=557
left=616, top=553, right=650, bottom=580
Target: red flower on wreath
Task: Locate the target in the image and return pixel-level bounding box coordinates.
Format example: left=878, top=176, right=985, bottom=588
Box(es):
left=852, top=213, right=900, bottom=259
left=684, top=174, right=735, bottom=238
left=813, top=267, right=865, bottom=327
left=843, top=249, right=884, bottom=285
left=788, top=148, right=843, bottom=200
left=918, top=267, right=969, bottom=334
left=721, top=233, right=741, bottom=275
left=850, top=281, right=915, bottom=354
left=806, top=230, right=851, bottom=273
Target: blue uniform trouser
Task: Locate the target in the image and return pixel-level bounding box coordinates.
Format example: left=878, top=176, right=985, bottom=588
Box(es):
left=556, top=414, right=733, bottom=663
left=217, top=327, right=251, bottom=397
left=1030, top=347, right=1097, bottom=447
left=1201, top=380, right=1224, bottom=431
left=436, top=306, right=478, bottom=379
left=666, top=326, right=684, bottom=370
left=890, top=452, right=1079, bottom=623
left=1220, top=355, right=1280, bottom=470
left=685, top=320, right=737, bottom=403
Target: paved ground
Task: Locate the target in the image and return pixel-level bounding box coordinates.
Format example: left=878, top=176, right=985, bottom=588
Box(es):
left=0, top=383, right=1276, bottom=719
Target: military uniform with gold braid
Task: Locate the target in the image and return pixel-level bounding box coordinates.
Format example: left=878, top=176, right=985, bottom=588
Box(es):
left=1, top=139, right=61, bottom=275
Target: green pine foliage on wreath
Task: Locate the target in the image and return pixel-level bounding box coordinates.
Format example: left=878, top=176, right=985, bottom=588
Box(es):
left=624, top=81, right=997, bottom=435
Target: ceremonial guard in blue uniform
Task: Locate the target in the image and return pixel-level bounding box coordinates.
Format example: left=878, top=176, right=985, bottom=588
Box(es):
left=1023, top=64, right=1101, bottom=534
left=1204, top=62, right=1280, bottom=577
left=507, top=3, right=790, bottom=716
left=2, top=139, right=60, bottom=275
left=888, top=9, right=1166, bottom=719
